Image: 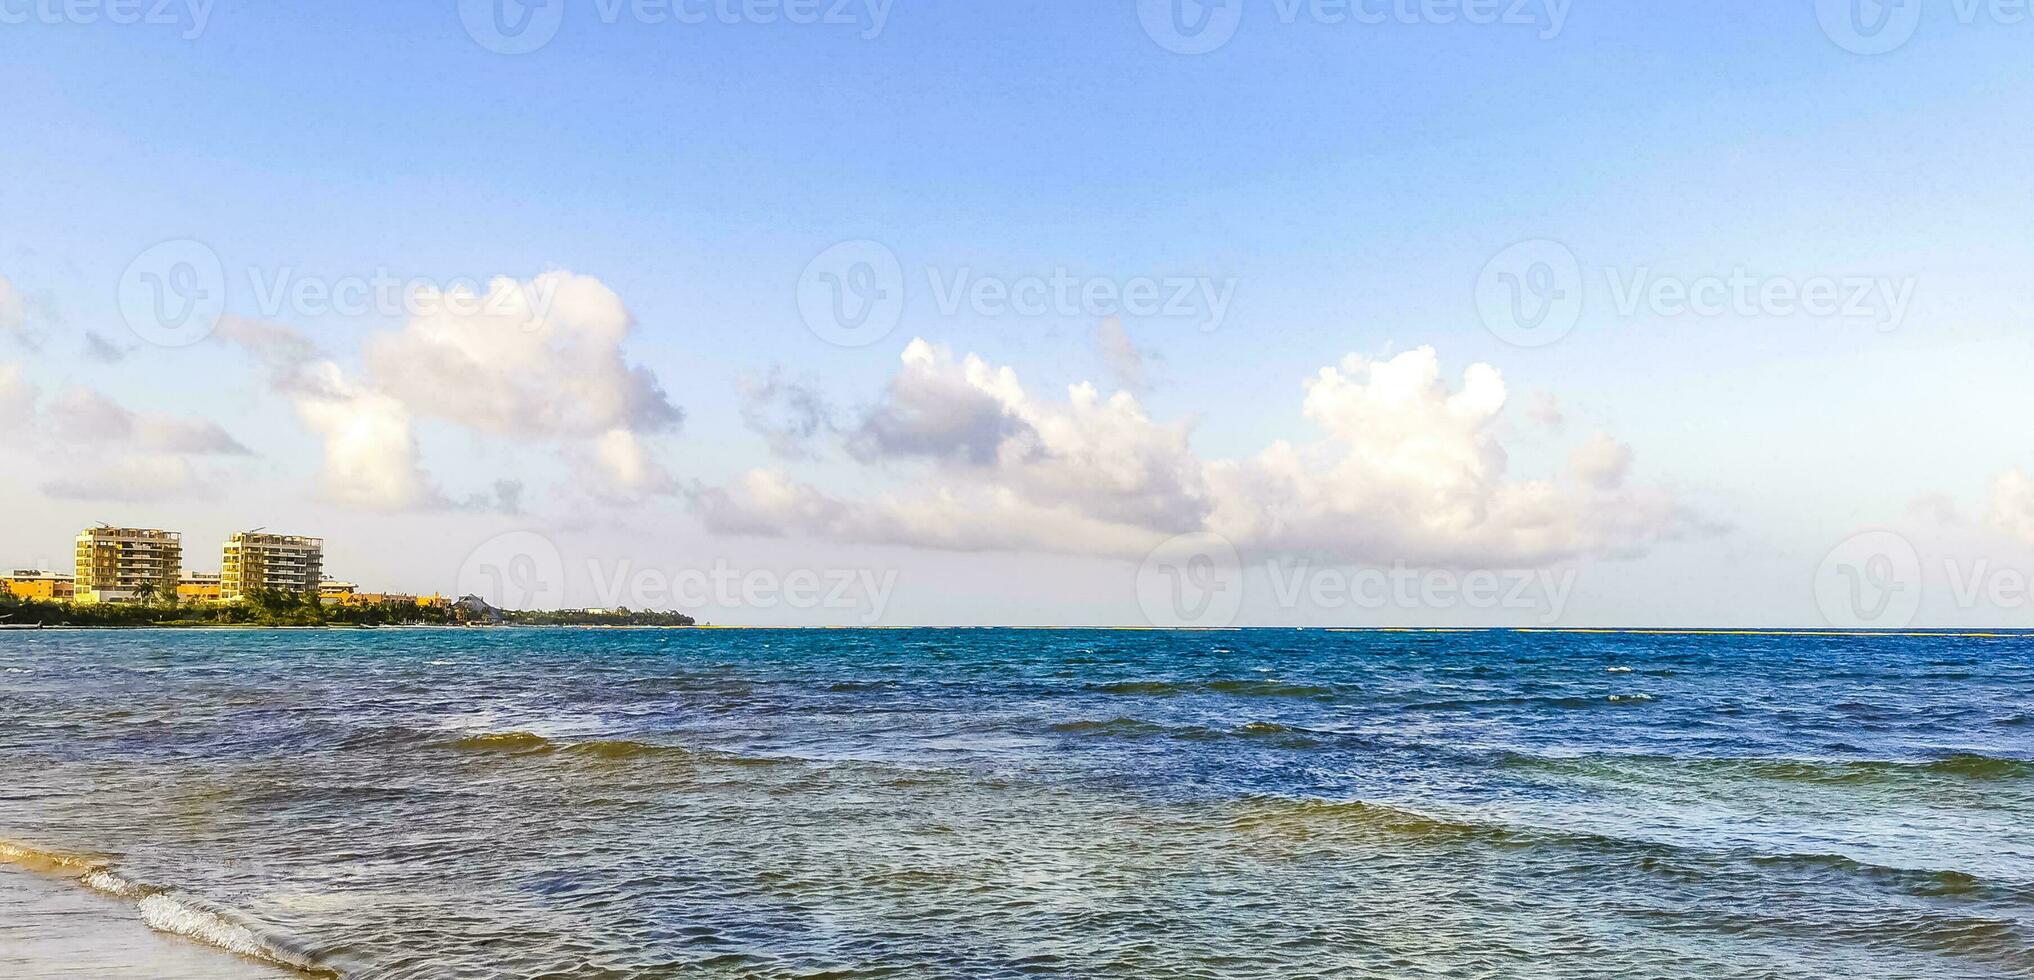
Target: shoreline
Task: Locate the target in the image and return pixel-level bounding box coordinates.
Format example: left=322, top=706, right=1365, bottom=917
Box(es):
left=0, top=845, right=302, bottom=979
left=2, top=624, right=2032, bottom=636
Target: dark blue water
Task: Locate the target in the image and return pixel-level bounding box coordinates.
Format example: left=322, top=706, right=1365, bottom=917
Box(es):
left=1, top=628, right=2030, bottom=978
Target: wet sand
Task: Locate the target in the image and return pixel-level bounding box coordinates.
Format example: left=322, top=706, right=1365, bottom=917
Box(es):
left=0, top=867, right=289, bottom=979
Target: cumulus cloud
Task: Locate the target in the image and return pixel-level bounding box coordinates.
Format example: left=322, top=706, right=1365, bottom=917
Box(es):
left=846, top=340, right=1029, bottom=466
left=696, top=340, right=1693, bottom=567
left=0, top=364, right=251, bottom=499
left=294, top=362, right=445, bottom=510
left=849, top=339, right=1209, bottom=532
left=218, top=272, right=683, bottom=509
left=36, top=386, right=247, bottom=456
left=365, top=273, right=681, bottom=439
left=0, top=364, right=249, bottom=501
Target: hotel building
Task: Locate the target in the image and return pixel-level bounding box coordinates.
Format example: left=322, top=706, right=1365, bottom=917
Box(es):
left=221, top=532, right=324, bottom=599
left=73, top=527, right=182, bottom=603
left=4, top=570, right=75, bottom=601
left=178, top=571, right=224, bottom=602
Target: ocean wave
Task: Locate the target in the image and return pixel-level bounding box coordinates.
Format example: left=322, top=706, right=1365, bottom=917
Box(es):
left=1410, top=694, right=1661, bottom=711
left=1092, top=678, right=1338, bottom=699
left=1501, top=752, right=2034, bottom=785
left=3, top=840, right=331, bottom=975
left=446, top=730, right=557, bottom=754
left=137, top=892, right=330, bottom=975
left=1050, top=717, right=1323, bottom=746
left=1224, top=797, right=2028, bottom=904
left=0, top=839, right=103, bottom=874
left=80, top=867, right=152, bottom=898
left=441, top=730, right=796, bottom=767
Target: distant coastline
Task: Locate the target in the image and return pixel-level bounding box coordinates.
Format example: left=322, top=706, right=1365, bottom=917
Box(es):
left=0, top=591, right=697, bottom=630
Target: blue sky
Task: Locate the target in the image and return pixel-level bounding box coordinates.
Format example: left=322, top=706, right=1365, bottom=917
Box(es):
left=4, top=1, right=2033, bottom=625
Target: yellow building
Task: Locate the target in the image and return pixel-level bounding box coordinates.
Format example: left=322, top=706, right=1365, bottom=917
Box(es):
left=74, top=527, right=181, bottom=604
left=4, top=569, right=74, bottom=601
left=178, top=571, right=223, bottom=602
left=318, top=580, right=358, bottom=604
left=222, top=532, right=323, bottom=599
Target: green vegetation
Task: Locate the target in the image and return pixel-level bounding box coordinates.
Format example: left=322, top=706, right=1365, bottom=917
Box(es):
left=501, top=607, right=697, bottom=627
left=0, top=590, right=695, bottom=628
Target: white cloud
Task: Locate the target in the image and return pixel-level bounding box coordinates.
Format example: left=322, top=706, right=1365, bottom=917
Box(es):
left=219, top=272, right=683, bottom=510
left=1986, top=469, right=2034, bottom=547
left=846, top=339, right=1209, bottom=533
left=0, top=365, right=253, bottom=500
left=365, top=272, right=681, bottom=439
left=27, top=380, right=245, bottom=454
left=293, top=362, right=443, bottom=510
left=695, top=469, right=1165, bottom=557
left=1571, top=431, right=1634, bottom=490
left=590, top=427, right=676, bottom=497
left=697, top=340, right=1693, bottom=567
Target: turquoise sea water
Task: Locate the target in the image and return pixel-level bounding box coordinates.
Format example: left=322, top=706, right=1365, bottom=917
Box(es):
left=1, top=628, right=2031, bottom=979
